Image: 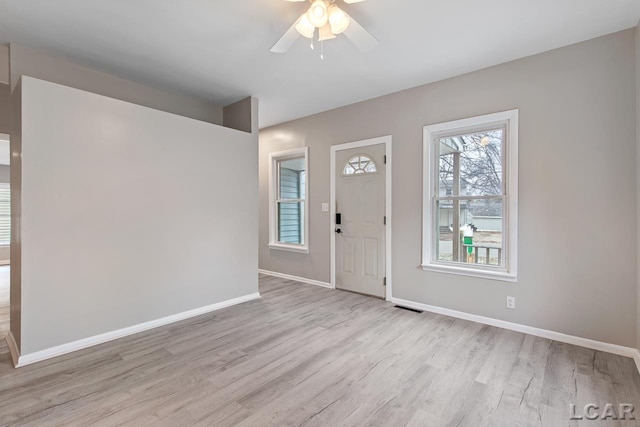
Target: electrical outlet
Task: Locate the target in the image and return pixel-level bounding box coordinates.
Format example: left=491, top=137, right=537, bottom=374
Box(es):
left=506, top=296, right=516, bottom=310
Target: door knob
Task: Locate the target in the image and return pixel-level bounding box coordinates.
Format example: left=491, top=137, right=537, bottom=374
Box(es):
left=335, top=228, right=342, bottom=234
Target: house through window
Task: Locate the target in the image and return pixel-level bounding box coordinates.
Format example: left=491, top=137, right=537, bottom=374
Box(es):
left=278, top=163, right=305, bottom=244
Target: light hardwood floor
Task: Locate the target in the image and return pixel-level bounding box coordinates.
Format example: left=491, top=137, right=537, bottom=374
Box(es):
left=0, top=274, right=639, bottom=426
left=0, top=265, right=8, bottom=338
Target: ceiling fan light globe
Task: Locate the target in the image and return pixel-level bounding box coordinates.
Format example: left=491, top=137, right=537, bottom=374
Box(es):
left=328, top=5, right=350, bottom=34
left=307, top=0, right=328, bottom=27
left=295, top=13, right=315, bottom=38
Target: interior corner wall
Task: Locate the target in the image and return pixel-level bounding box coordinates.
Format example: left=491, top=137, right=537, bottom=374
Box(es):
left=259, top=29, right=637, bottom=348
left=9, top=44, right=223, bottom=126
left=223, top=97, right=254, bottom=133
left=17, top=76, right=258, bottom=356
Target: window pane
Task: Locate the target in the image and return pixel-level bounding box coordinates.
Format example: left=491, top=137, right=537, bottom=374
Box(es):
left=438, top=129, right=503, bottom=197
left=280, top=157, right=304, bottom=171
left=438, top=153, right=454, bottom=196
left=278, top=201, right=304, bottom=245
left=435, top=198, right=503, bottom=267
left=279, top=157, right=305, bottom=200
left=436, top=200, right=454, bottom=262
left=299, top=171, right=306, bottom=199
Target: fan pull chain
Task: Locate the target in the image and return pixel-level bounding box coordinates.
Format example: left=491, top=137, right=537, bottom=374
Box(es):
left=320, top=40, right=324, bottom=60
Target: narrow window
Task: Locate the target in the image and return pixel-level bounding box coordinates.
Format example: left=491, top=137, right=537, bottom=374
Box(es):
left=269, top=147, right=309, bottom=253
left=422, top=110, right=518, bottom=281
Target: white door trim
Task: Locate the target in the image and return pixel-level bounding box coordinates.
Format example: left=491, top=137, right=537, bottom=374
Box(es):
left=330, top=135, right=392, bottom=301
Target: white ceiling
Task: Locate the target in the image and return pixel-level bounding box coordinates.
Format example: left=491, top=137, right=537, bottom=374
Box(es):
left=1, top=0, right=639, bottom=128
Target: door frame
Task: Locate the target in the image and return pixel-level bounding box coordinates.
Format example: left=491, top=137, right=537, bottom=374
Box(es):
left=330, top=135, right=392, bottom=301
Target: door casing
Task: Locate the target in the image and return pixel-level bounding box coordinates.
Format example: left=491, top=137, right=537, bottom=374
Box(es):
left=330, top=135, right=392, bottom=301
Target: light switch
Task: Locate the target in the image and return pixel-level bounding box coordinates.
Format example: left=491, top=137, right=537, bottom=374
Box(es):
left=321, top=203, right=329, bottom=212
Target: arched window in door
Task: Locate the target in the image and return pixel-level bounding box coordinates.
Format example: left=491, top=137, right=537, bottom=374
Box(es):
left=343, top=155, right=377, bottom=175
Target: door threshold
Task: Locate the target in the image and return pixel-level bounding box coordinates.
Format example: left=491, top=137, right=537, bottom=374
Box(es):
left=335, top=287, right=385, bottom=300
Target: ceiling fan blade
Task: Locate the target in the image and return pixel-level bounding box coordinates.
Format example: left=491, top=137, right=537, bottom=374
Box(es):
left=343, top=0, right=367, bottom=3
left=270, top=18, right=302, bottom=53
left=343, top=13, right=378, bottom=52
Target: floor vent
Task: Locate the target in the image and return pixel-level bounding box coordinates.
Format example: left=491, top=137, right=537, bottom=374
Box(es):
left=394, top=305, right=424, bottom=314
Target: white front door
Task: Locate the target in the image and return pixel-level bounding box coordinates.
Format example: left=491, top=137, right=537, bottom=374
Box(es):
left=335, top=144, right=386, bottom=298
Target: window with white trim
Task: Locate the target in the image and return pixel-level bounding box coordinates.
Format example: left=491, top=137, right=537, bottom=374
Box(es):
left=422, top=110, right=518, bottom=282
left=269, top=147, right=309, bottom=253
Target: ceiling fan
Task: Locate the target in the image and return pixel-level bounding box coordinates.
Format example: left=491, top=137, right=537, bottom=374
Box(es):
left=271, top=0, right=378, bottom=54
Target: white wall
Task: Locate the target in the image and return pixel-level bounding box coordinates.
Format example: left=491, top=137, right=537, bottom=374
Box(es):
left=260, top=29, right=637, bottom=348
left=16, top=76, right=258, bottom=355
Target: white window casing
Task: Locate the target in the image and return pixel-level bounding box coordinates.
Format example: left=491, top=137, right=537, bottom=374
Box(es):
left=268, top=147, right=309, bottom=254
left=422, top=110, right=518, bottom=282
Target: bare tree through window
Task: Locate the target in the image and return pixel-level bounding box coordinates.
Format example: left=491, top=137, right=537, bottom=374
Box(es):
left=437, top=128, right=505, bottom=265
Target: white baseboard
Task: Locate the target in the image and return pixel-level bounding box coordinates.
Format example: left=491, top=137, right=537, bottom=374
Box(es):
left=5, top=331, right=20, bottom=367
left=258, top=269, right=332, bottom=289
left=257, top=273, right=640, bottom=373
left=257, top=270, right=640, bottom=366
left=390, top=297, right=640, bottom=365
left=13, top=292, right=261, bottom=368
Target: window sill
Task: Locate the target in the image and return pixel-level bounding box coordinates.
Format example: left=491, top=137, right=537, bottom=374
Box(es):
left=268, top=243, right=309, bottom=254
left=421, top=263, right=517, bottom=283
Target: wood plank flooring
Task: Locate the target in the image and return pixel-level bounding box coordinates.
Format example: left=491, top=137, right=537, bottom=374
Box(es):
left=0, top=274, right=638, bottom=426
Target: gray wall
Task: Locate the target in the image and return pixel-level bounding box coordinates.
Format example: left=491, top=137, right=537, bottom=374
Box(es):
left=260, top=29, right=638, bottom=347
left=0, top=47, right=10, bottom=264
left=636, top=21, right=640, bottom=351
left=9, top=45, right=223, bottom=126
left=0, top=164, right=10, bottom=264
left=224, top=97, right=254, bottom=133
left=0, top=45, right=8, bottom=85
left=0, top=84, right=9, bottom=134
left=16, top=76, right=258, bottom=355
